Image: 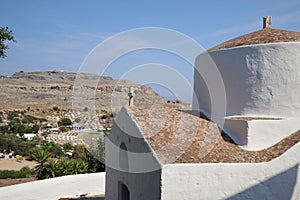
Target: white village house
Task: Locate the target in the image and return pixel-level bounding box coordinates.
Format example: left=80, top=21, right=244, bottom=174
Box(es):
left=105, top=17, right=300, bottom=199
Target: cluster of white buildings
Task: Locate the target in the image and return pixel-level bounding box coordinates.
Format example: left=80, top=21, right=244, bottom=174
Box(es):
left=47, top=132, right=80, bottom=145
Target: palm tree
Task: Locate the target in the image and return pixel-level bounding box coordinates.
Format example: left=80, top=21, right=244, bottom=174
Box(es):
left=43, top=159, right=58, bottom=179
left=32, top=149, right=50, bottom=164
left=56, top=157, right=72, bottom=176
left=32, top=149, right=50, bottom=179
left=70, top=159, right=88, bottom=175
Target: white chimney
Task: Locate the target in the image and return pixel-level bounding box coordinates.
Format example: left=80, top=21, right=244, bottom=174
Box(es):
left=128, top=87, right=134, bottom=106
left=263, top=16, right=272, bottom=29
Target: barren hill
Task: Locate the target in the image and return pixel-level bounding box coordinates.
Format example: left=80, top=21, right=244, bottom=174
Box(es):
left=0, top=71, right=188, bottom=128
left=0, top=71, right=167, bottom=110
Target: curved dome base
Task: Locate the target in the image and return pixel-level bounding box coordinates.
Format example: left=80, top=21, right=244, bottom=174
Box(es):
left=224, top=116, right=300, bottom=150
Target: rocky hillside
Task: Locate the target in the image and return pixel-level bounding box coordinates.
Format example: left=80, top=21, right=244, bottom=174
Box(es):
left=0, top=71, right=164, bottom=109
left=0, top=71, right=188, bottom=129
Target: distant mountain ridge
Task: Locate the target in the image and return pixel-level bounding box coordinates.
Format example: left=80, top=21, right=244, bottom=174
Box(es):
left=0, top=70, right=167, bottom=112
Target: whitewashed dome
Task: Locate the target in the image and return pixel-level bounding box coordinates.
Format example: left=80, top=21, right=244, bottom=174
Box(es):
left=193, top=18, right=300, bottom=150
left=209, top=27, right=300, bottom=51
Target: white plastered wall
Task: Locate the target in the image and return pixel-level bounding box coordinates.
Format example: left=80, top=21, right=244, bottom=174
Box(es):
left=0, top=173, right=105, bottom=200
left=224, top=117, right=300, bottom=150
left=193, top=42, right=300, bottom=118
left=161, top=142, right=300, bottom=200
left=193, top=42, right=300, bottom=148
left=105, top=107, right=162, bottom=200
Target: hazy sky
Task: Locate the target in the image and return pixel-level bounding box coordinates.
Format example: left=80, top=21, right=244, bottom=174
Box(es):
left=1, top=0, right=300, bottom=102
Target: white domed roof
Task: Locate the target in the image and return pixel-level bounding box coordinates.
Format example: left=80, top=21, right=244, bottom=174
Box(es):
left=209, top=28, right=300, bottom=51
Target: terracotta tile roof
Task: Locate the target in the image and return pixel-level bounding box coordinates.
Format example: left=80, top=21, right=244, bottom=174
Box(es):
left=127, top=105, right=300, bottom=164
left=209, top=28, right=300, bottom=51
left=192, top=129, right=300, bottom=163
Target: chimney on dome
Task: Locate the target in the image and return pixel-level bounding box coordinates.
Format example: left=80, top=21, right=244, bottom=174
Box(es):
left=263, top=16, right=272, bottom=29
left=128, top=87, right=134, bottom=106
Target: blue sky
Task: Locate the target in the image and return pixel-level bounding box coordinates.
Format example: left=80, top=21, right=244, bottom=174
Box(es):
left=1, top=0, right=300, bottom=102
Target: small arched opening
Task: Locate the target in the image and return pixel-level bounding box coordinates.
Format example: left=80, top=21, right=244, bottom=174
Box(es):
left=119, top=142, right=129, bottom=171
left=118, top=182, right=130, bottom=200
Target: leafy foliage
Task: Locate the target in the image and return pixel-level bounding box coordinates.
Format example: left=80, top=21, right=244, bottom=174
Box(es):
left=32, top=149, right=89, bottom=179
left=21, top=115, right=36, bottom=124
left=7, top=111, right=21, bottom=121
left=0, top=166, right=32, bottom=179
left=0, top=112, right=42, bottom=134
left=32, top=149, right=51, bottom=179
left=0, top=134, right=36, bottom=156
left=58, top=118, right=72, bottom=127
left=0, top=26, right=16, bottom=58
left=6, top=121, right=39, bottom=134
left=87, top=133, right=107, bottom=172
left=72, top=144, right=87, bottom=161
left=62, top=142, right=73, bottom=151
left=41, top=142, right=64, bottom=158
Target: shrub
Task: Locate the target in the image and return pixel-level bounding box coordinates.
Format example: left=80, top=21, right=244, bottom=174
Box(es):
left=101, top=115, right=108, bottom=119
left=22, top=115, right=37, bottom=124
left=20, top=166, right=32, bottom=175
left=0, top=117, right=2, bottom=123
left=60, top=126, right=68, bottom=132
left=13, top=117, right=21, bottom=123
left=32, top=124, right=40, bottom=133
left=42, top=142, right=64, bottom=158
left=74, top=117, right=81, bottom=123
left=53, top=106, right=59, bottom=111
left=58, top=118, right=72, bottom=127
left=7, top=111, right=22, bottom=121
left=0, top=125, right=9, bottom=133
left=16, top=155, right=23, bottom=162
left=0, top=166, right=32, bottom=179
left=62, top=142, right=73, bottom=151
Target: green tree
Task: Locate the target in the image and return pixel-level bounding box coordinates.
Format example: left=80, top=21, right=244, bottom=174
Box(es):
left=0, top=134, right=35, bottom=156
left=0, top=26, right=16, bottom=58
left=59, top=126, right=68, bottom=132
left=0, top=125, right=9, bottom=133
left=22, top=115, right=37, bottom=124
left=52, top=106, right=59, bottom=111
left=32, top=149, right=50, bottom=164
left=32, top=124, right=40, bottom=133
left=58, top=118, right=72, bottom=127
left=42, top=142, right=63, bottom=158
